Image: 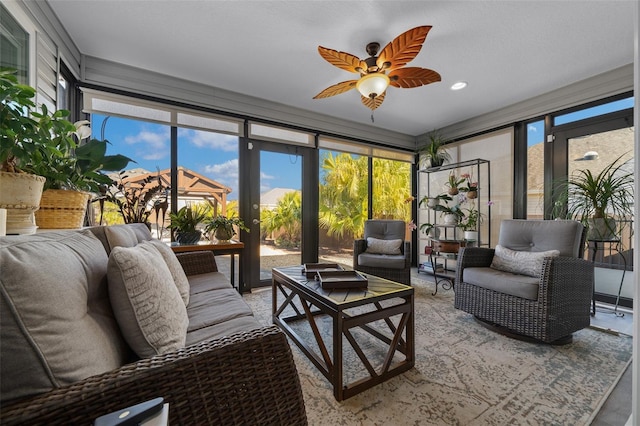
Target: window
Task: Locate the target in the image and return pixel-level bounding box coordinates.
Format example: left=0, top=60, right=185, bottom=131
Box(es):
left=0, top=3, right=29, bottom=83
left=554, top=96, right=633, bottom=126
left=526, top=120, right=545, bottom=219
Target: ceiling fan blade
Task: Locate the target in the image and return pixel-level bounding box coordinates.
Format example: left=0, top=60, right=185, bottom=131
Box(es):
left=361, top=91, right=386, bottom=110
left=389, top=67, right=441, bottom=88
left=318, top=46, right=367, bottom=73
left=377, top=26, right=432, bottom=71
left=313, top=80, right=358, bottom=99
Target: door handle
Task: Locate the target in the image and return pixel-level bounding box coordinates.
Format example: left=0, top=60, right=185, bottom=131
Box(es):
left=253, top=219, right=261, bottom=224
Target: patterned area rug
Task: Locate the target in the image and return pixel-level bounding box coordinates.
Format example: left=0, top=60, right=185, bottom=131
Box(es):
left=243, top=276, right=632, bottom=425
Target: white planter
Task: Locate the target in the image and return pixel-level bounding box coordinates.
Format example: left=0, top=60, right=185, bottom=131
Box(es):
left=464, top=231, right=478, bottom=241
left=443, top=214, right=458, bottom=225
left=0, top=172, right=46, bottom=235
left=426, top=198, right=440, bottom=209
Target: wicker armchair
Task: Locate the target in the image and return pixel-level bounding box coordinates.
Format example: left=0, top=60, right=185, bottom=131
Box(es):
left=0, top=250, right=307, bottom=426
left=454, top=220, right=593, bottom=343
left=353, top=220, right=411, bottom=285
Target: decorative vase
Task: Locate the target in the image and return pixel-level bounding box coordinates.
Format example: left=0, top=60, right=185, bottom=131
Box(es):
left=587, top=217, right=617, bottom=241
left=426, top=198, right=440, bottom=209
left=466, top=190, right=477, bottom=199
left=443, top=214, right=458, bottom=225
left=464, top=230, right=478, bottom=241
left=448, top=187, right=459, bottom=196
left=214, top=225, right=234, bottom=242
left=0, top=172, right=46, bottom=235
left=176, top=230, right=202, bottom=244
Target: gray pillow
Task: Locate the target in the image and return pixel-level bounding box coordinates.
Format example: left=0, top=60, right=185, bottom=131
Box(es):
left=365, top=237, right=402, bottom=255
left=490, top=245, right=560, bottom=277
left=0, top=230, right=130, bottom=402
left=143, top=239, right=190, bottom=305
left=108, top=244, right=188, bottom=358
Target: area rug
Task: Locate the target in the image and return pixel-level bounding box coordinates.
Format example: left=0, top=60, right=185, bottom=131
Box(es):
left=243, top=276, right=632, bottom=425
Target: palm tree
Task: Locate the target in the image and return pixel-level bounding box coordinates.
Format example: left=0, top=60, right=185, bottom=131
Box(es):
left=261, top=191, right=301, bottom=247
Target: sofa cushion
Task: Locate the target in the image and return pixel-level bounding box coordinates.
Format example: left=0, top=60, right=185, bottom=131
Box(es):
left=103, top=223, right=152, bottom=252
left=463, top=267, right=540, bottom=300
left=490, top=245, right=560, bottom=277
left=186, top=317, right=263, bottom=346
left=143, top=239, right=190, bottom=305
left=187, top=287, right=255, bottom=332
left=0, top=230, right=130, bottom=402
left=188, top=271, right=236, bottom=294
left=365, top=237, right=402, bottom=255
left=108, top=244, right=188, bottom=358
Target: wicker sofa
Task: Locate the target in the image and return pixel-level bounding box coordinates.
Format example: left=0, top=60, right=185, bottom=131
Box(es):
left=0, top=224, right=307, bottom=425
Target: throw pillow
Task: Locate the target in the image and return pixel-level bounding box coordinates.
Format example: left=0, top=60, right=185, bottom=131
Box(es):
left=365, top=237, right=403, bottom=255
left=143, top=240, right=190, bottom=306
left=108, top=244, right=189, bottom=358
left=490, top=245, right=560, bottom=277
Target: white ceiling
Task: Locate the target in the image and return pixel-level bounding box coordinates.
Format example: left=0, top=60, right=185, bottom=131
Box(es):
left=47, top=0, right=635, bottom=137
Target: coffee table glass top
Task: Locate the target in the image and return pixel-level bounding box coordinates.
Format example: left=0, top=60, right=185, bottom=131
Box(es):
left=272, top=266, right=413, bottom=308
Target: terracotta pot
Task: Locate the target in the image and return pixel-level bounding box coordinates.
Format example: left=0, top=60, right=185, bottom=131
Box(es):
left=466, top=190, right=477, bottom=199
left=448, top=187, right=459, bottom=196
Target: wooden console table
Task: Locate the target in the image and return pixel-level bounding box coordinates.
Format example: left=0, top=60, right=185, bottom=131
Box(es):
left=170, top=240, right=245, bottom=293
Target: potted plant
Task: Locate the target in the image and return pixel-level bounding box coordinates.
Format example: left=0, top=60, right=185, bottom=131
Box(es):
left=31, top=121, right=134, bottom=229
left=169, top=205, right=208, bottom=244
left=553, top=154, right=633, bottom=240
left=434, top=203, right=465, bottom=225
left=459, top=206, right=484, bottom=241
left=0, top=68, right=77, bottom=233
left=103, top=171, right=168, bottom=229
left=459, top=172, right=479, bottom=199
left=418, top=130, right=452, bottom=170
left=419, top=222, right=440, bottom=239
left=418, top=193, right=452, bottom=210
left=203, top=215, right=249, bottom=242
left=445, top=172, right=465, bottom=196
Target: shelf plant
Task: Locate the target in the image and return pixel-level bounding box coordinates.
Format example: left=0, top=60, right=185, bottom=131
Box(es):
left=169, top=205, right=208, bottom=244
left=418, top=130, right=452, bottom=169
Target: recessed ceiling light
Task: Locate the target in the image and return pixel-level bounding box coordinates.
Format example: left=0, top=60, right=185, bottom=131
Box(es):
left=451, top=81, right=467, bottom=91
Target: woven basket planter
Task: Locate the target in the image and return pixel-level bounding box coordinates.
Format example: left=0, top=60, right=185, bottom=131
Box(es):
left=35, top=189, right=91, bottom=229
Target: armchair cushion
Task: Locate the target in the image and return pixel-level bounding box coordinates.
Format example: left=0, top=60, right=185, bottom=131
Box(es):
left=365, top=237, right=403, bottom=255
left=357, top=252, right=406, bottom=269
left=107, top=244, right=188, bottom=358
left=463, top=267, right=540, bottom=300
left=490, top=245, right=560, bottom=277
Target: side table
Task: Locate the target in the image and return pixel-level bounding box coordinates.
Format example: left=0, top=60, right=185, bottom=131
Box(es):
left=170, top=240, right=245, bottom=293
left=588, top=239, right=626, bottom=317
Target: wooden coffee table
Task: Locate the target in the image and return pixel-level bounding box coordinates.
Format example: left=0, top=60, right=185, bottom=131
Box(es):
left=272, top=266, right=414, bottom=401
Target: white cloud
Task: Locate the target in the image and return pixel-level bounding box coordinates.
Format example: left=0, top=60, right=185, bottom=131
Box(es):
left=261, top=171, right=275, bottom=180
left=124, top=129, right=169, bottom=149
left=124, top=128, right=170, bottom=160
left=528, top=125, right=538, bottom=132
left=185, top=129, right=238, bottom=152
left=203, top=159, right=239, bottom=195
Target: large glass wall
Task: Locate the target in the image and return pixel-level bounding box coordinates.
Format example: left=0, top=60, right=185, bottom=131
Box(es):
left=318, top=150, right=369, bottom=267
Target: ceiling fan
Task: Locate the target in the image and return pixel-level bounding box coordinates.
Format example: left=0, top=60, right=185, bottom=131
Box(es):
left=313, top=26, right=441, bottom=114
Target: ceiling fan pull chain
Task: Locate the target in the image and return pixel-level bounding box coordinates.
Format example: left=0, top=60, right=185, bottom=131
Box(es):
left=371, top=111, right=375, bottom=123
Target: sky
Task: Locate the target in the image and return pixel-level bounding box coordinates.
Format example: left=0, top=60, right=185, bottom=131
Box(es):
left=526, top=96, right=633, bottom=146
left=95, top=95, right=633, bottom=199
left=95, top=114, right=302, bottom=200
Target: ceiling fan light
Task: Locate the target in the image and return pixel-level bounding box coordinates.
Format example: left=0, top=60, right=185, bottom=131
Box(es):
left=356, top=73, right=390, bottom=98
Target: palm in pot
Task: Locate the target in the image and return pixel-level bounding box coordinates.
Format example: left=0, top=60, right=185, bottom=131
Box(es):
left=553, top=154, right=633, bottom=241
